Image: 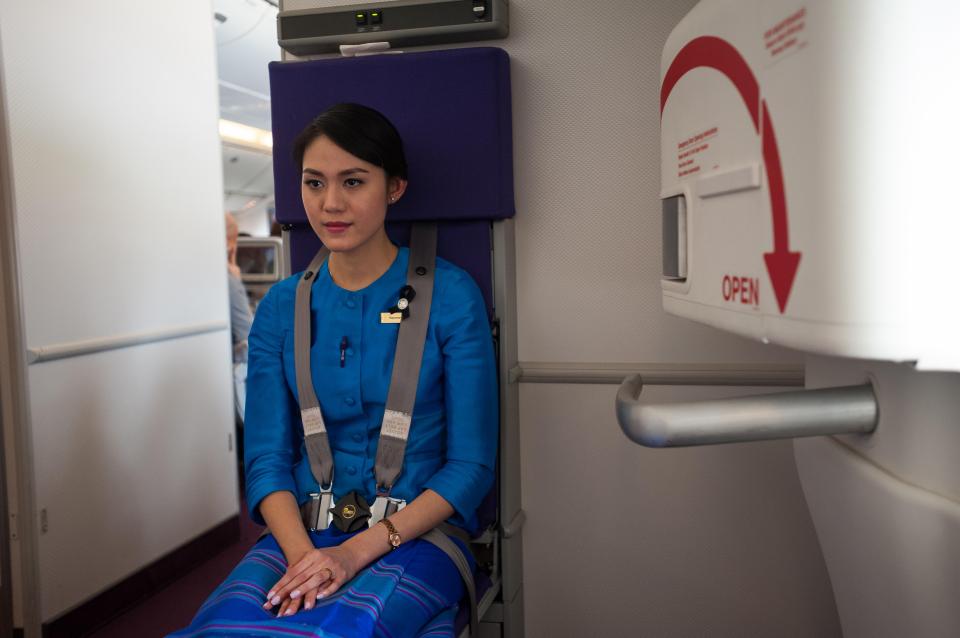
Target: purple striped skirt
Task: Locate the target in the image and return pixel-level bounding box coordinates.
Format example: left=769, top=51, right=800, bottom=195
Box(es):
left=167, top=528, right=467, bottom=638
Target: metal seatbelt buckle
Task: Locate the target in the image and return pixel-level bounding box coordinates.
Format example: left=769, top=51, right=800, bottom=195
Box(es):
left=304, top=488, right=335, bottom=531
left=369, top=493, right=406, bottom=525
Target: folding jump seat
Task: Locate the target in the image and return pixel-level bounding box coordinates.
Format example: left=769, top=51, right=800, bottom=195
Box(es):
left=269, top=47, right=525, bottom=638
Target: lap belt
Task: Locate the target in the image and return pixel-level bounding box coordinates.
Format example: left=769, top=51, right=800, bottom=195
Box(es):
left=422, top=529, right=478, bottom=637
left=292, top=223, right=478, bottom=635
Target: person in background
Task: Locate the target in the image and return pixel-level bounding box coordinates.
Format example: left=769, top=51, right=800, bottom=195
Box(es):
left=226, top=213, right=254, bottom=480
left=226, top=212, right=254, bottom=361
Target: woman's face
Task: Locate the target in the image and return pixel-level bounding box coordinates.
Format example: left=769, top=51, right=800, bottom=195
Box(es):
left=300, top=135, right=405, bottom=255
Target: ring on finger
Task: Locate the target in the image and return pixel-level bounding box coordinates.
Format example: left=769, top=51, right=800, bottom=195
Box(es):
left=323, top=567, right=335, bottom=582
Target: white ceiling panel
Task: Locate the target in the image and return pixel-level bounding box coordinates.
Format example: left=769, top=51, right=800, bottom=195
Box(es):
left=215, top=0, right=280, bottom=211
left=222, top=145, right=275, bottom=195
left=219, top=81, right=272, bottom=130
left=213, top=0, right=281, bottom=102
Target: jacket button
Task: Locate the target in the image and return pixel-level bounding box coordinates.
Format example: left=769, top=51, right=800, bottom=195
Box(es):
left=352, top=433, right=363, bottom=443
left=345, top=298, right=357, bottom=309
left=344, top=397, right=356, bottom=406
left=347, top=466, right=358, bottom=475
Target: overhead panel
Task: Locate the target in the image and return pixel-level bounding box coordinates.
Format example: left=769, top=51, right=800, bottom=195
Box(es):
left=277, top=0, right=508, bottom=55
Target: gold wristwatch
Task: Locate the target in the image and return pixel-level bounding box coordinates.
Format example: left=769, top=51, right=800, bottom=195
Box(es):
left=379, top=518, right=401, bottom=551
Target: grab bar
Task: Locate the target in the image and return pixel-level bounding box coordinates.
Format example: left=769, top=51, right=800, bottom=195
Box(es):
left=615, top=374, right=878, bottom=447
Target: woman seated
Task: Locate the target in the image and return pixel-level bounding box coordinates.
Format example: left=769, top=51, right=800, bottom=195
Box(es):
left=170, top=103, right=497, bottom=637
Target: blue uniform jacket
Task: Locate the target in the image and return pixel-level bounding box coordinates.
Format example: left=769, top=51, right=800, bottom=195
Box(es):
left=244, top=247, right=498, bottom=533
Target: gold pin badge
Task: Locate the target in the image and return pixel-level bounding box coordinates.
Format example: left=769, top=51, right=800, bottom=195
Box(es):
left=341, top=504, right=357, bottom=520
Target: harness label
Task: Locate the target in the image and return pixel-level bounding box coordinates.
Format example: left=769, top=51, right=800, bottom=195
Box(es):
left=301, top=406, right=327, bottom=436
left=381, top=409, right=412, bottom=440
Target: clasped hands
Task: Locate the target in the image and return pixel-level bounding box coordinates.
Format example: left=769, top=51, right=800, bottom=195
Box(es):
left=263, top=545, right=360, bottom=616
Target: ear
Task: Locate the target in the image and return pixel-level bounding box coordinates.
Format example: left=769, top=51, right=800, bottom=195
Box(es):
left=387, top=176, right=408, bottom=203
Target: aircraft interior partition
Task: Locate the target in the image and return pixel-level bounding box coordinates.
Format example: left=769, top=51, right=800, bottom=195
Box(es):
left=269, top=46, right=523, bottom=638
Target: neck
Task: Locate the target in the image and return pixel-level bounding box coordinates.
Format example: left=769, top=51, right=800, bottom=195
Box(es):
left=327, top=229, right=398, bottom=291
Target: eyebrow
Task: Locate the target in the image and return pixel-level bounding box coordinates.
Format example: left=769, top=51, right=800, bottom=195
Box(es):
left=302, top=167, right=370, bottom=177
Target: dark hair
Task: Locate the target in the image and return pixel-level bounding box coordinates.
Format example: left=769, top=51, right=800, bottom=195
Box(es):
left=292, top=103, right=408, bottom=180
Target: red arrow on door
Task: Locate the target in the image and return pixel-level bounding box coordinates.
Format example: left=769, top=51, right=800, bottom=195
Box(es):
left=661, top=36, right=801, bottom=313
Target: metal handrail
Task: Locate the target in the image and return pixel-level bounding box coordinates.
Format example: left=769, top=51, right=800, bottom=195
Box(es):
left=26, top=321, right=228, bottom=364
left=615, top=374, right=878, bottom=447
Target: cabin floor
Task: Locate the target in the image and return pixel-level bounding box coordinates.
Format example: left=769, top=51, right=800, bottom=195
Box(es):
left=86, top=499, right=263, bottom=638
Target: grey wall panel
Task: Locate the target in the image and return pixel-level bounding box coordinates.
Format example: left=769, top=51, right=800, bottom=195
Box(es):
left=521, top=383, right=840, bottom=637
left=497, top=1, right=831, bottom=635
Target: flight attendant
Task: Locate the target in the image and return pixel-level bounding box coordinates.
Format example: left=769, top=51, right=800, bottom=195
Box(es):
left=170, top=103, right=497, bottom=637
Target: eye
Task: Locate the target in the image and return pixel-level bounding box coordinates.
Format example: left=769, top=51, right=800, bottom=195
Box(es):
left=344, top=177, right=364, bottom=188
left=303, top=178, right=324, bottom=189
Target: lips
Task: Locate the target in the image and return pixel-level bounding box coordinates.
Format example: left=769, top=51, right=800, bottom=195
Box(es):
left=324, top=222, right=351, bottom=233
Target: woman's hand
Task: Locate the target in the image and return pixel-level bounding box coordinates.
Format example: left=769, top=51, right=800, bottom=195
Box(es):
left=263, top=545, right=361, bottom=616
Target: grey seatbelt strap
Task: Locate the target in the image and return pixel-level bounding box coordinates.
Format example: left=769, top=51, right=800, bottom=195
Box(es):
left=375, top=224, right=477, bottom=635
left=423, top=528, right=478, bottom=637
left=293, top=226, right=477, bottom=631
left=295, top=246, right=335, bottom=529
left=371, top=222, right=438, bottom=520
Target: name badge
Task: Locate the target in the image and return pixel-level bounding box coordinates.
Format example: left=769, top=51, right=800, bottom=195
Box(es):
left=380, top=312, right=402, bottom=324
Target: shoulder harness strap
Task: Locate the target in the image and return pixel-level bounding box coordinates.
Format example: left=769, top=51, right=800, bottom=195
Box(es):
left=293, top=225, right=477, bottom=633
left=373, top=222, right=438, bottom=506
left=295, top=247, right=334, bottom=491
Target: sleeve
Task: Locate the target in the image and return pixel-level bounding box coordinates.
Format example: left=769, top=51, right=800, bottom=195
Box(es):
left=243, top=284, right=300, bottom=525
left=423, top=270, right=498, bottom=522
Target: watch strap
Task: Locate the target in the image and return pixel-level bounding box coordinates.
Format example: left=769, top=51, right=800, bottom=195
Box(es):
left=379, top=518, right=401, bottom=550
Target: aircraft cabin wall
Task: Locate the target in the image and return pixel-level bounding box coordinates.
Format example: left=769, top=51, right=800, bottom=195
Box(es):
left=0, top=0, right=238, bottom=628
left=486, top=2, right=838, bottom=636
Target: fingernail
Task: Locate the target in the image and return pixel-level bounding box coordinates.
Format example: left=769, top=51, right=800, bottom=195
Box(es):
left=262, top=602, right=271, bottom=609
left=267, top=590, right=276, bottom=599
left=285, top=609, right=295, bottom=616
left=316, top=593, right=323, bottom=600
left=291, top=590, right=301, bottom=599
left=271, top=596, right=281, bottom=605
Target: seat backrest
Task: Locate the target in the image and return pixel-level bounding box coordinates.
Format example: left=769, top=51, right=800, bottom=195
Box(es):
left=269, top=47, right=514, bottom=315
left=269, top=47, right=515, bottom=532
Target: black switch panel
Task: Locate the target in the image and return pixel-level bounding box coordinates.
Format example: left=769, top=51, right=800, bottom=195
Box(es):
left=279, top=0, right=509, bottom=56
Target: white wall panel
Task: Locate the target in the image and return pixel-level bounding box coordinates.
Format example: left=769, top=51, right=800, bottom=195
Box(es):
left=0, top=0, right=228, bottom=350
left=0, top=0, right=236, bottom=626
left=29, top=333, right=237, bottom=620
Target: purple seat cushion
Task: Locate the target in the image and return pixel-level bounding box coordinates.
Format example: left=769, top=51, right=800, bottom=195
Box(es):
left=269, top=47, right=514, bottom=225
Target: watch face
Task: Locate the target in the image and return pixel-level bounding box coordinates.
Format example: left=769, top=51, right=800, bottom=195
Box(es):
left=389, top=532, right=401, bottom=547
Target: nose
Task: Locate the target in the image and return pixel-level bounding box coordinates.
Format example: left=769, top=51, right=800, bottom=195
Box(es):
left=323, top=184, right=346, bottom=213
